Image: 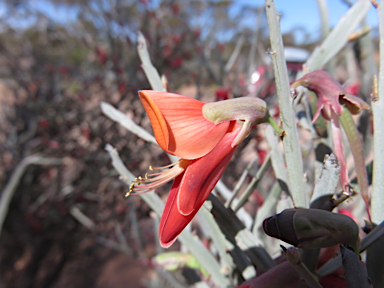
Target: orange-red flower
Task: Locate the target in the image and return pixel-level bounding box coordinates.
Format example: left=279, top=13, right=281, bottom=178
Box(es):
left=130, top=90, right=269, bottom=247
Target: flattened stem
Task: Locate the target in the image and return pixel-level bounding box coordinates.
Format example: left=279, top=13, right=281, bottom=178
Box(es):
left=371, top=2, right=384, bottom=224
left=265, top=0, right=307, bottom=208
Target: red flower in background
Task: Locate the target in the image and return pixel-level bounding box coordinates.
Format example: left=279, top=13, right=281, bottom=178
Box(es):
left=96, top=46, right=107, bottom=65
left=215, top=88, right=229, bottom=101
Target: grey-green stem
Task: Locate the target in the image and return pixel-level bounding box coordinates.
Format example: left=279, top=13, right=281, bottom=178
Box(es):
left=265, top=0, right=307, bottom=208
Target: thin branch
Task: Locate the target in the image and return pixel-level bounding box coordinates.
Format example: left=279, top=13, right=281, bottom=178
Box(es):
left=226, top=157, right=257, bottom=207
left=69, top=206, right=96, bottom=230
left=0, top=155, right=62, bottom=237
left=232, top=155, right=271, bottom=212
left=265, top=0, right=306, bottom=207
left=137, top=31, right=166, bottom=91
left=100, top=101, right=157, bottom=144
left=224, top=35, right=245, bottom=72
left=283, top=246, right=323, bottom=288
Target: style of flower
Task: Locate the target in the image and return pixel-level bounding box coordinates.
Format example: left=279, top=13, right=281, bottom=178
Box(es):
left=291, top=70, right=369, bottom=195
left=130, top=90, right=270, bottom=247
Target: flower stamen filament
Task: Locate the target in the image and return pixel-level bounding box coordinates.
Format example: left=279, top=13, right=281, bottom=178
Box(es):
left=128, top=159, right=191, bottom=196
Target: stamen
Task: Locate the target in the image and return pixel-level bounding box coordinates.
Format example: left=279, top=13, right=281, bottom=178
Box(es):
left=125, top=191, right=131, bottom=197
left=144, top=172, right=163, bottom=177
left=129, top=159, right=190, bottom=195
left=150, top=159, right=182, bottom=170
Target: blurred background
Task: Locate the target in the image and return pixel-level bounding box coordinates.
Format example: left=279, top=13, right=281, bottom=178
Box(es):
left=0, top=0, right=379, bottom=287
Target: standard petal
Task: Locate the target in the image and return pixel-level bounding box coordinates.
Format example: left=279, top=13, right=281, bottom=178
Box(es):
left=139, top=90, right=169, bottom=151
left=139, top=90, right=230, bottom=159
left=177, top=122, right=240, bottom=216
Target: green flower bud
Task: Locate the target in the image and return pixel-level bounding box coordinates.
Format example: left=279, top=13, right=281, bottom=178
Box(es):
left=263, top=208, right=359, bottom=251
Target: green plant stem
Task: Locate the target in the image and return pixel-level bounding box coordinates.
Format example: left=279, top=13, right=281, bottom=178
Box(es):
left=292, top=261, right=322, bottom=288
left=265, top=125, right=289, bottom=193
left=0, top=155, right=62, bottom=237
left=252, top=182, right=281, bottom=234
left=232, top=155, right=271, bottom=212
left=265, top=0, right=306, bottom=208
left=266, top=115, right=284, bottom=136
left=226, top=157, right=257, bottom=208
left=137, top=32, right=166, bottom=91
left=283, top=247, right=323, bottom=288
left=371, top=2, right=384, bottom=224
left=339, top=108, right=370, bottom=220
left=315, top=0, right=330, bottom=40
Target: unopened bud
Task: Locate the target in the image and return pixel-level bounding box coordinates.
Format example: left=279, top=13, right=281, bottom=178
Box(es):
left=263, top=208, right=359, bottom=250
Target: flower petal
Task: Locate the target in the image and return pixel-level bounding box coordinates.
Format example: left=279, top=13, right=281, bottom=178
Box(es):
left=340, top=93, right=370, bottom=115
left=292, top=70, right=343, bottom=117
left=159, top=172, right=186, bottom=248
left=139, top=90, right=230, bottom=159
left=177, top=122, right=240, bottom=216
left=138, top=90, right=169, bottom=151
left=312, top=102, right=324, bottom=123
left=159, top=122, right=240, bottom=247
